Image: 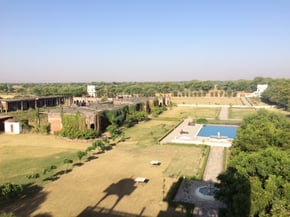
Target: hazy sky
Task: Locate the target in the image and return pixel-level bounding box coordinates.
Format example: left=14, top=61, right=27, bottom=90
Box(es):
left=1, top=0, right=290, bottom=82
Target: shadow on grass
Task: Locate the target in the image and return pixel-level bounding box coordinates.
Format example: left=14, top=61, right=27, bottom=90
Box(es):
left=42, top=176, right=59, bottom=182
left=77, top=178, right=138, bottom=217
left=73, top=162, right=84, bottom=167
left=86, top=155, right=98, bottom=162
left=34, top=213, right=53, bottom=217
left=1, top=183, right=48, bottom=217
left=42, top=169, right=72, bottom=182
left=77, top=177, right=185, bottom=217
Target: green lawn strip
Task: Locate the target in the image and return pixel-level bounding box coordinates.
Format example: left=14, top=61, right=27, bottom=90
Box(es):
left=162, top=144, right=205, bottom=178
left=124, top=120, right=177, bottom=146
left=228, top=107, right=257, bottom=119
left=0, top=151, right=77, bottom=185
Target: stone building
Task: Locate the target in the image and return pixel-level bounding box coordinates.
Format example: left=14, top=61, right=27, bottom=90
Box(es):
left=0, top=96, right=71, bottom=112
left=48, top=97, right=151, bottom=134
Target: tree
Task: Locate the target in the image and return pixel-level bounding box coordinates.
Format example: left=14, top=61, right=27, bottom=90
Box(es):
left=233, top=109, right=290, bottom=153
left=261, top=79, right=290, bottom=111
left=216, top=148, right=290, bottom=217
left=76, top=150, right=86, bottom=162
left=92, top=140, right=105, bottom=152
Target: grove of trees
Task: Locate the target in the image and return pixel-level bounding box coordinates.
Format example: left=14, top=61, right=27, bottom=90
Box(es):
left=0, top=77, right=281, bottom=99
left=261, top=79, right=290, bottom=111
left=216, top=110, right=290, bottom=217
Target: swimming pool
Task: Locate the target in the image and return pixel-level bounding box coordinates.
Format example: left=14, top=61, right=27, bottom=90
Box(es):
left=197, top=124, right=238, bottom=139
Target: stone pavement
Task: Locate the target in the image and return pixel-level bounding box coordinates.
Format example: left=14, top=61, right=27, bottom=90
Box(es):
left=203, top=146, right=224, bottom=182
left=219, top=106, right=228, bottom=120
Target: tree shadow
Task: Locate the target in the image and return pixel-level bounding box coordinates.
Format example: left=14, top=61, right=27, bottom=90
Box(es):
left=33, top=213, right=53, bottom=217
left=73, top=162, right=84, bottom=167
left=77, top=178, right=139, bottom=217
left=105, top=145, right=113, bottom=151
left=86, top=155, right=98, bottom=161
left=1, top=183, right=48, bottom=217
left=42, top=176, right=60, bottom=182
left=42, top=169, right=72, bottom=182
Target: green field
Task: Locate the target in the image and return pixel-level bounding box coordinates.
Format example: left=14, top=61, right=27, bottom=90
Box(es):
left=0, top=106, right=214, bottom=187
left=229, top=107, right=258, bottom=119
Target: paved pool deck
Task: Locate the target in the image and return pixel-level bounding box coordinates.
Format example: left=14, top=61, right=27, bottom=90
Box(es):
left=160, top=118, right=233, bottom=147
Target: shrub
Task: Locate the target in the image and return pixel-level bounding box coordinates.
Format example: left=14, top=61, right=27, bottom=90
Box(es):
left=0, top=183, right=23, bottom=201
left=26, top=173, right=40, bottom=179
left=196, top=118, right=208, bottom=124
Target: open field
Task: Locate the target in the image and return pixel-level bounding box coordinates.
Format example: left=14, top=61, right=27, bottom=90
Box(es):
left=0, top=134, right=90, bottom=184
left=171, top=97, right=243, bottom=105
left=1, top=107, right=208, bottom=217
left=229, top=107, right=258, bottom=119
left=159, top=106, right=220, bottom=120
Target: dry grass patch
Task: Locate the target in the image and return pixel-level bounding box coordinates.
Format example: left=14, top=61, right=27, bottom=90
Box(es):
left=1, top=106, right=212, bottom=217
left=229, top=108, right=257, bottom=119
left=160, top=106, right=220, bottom=119
left=172, top=97, right=243, bottom=105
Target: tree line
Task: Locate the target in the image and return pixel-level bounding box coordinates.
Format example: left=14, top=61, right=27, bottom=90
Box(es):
left=0, top=77, right=278, bottom=98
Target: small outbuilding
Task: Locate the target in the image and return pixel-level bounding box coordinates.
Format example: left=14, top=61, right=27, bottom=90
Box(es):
left=4, top=118, right=22, bottom=134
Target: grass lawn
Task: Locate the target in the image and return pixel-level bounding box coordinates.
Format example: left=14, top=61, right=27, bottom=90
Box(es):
left=159, top=106, right=220, bottom=120
left=0, top=134, right=90, bottom=185
left=172, top=97, right=243, bottom=105
left=229, top=107, right=258, bottom=119
left=1, top=106, right=212, bottom=217
left=0, top=105, right=211, bottom=187
left=122, top=119, right=207, bottom=178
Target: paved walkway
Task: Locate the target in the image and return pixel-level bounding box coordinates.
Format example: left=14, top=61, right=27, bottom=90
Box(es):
left=203, top=146, right=224, bottom=182
left=219, top=106, right=228, bottom=120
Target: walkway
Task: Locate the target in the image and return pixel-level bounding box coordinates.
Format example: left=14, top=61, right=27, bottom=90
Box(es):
left=218, top=106, right=228, bottom=120
left=203, top=146, right=224, bottom=182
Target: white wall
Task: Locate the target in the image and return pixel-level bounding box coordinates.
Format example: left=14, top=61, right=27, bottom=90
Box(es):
left=4, top=122, right=22, bottom=134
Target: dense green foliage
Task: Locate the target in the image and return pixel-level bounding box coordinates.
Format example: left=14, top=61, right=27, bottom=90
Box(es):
left=0, top=183, right=23, bottom=202
left=233, top=110, right=290, bottom=153
left=59, top=112, right=99, bottom=139
left=216, top=110, right=290, bottom=217
left=261, top=79, right=290, bottom=111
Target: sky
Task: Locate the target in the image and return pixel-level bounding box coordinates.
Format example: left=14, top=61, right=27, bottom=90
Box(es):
left=0, top=0, right=290, bottom=83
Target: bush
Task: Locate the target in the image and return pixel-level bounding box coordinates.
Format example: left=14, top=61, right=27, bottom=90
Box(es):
left=196, top=118, right=208, bottom=124
left=26, top=173, right=40, bottom=179
left=42, top=123, right=51, bottom=134
left=60, top=128, right=99, bottom=139
left=0, top=183, right=23, bottom=201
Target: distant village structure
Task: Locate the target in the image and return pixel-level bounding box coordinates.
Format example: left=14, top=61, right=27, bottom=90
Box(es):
left=247, top=84, right=268, bottom=97
left=0, top=96, right=70, bottom=112
left=87, top=85, right=96, bottom=97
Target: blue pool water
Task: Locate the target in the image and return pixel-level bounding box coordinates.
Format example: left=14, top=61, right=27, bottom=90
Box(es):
left=197, top=125, right=238, bottom=139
